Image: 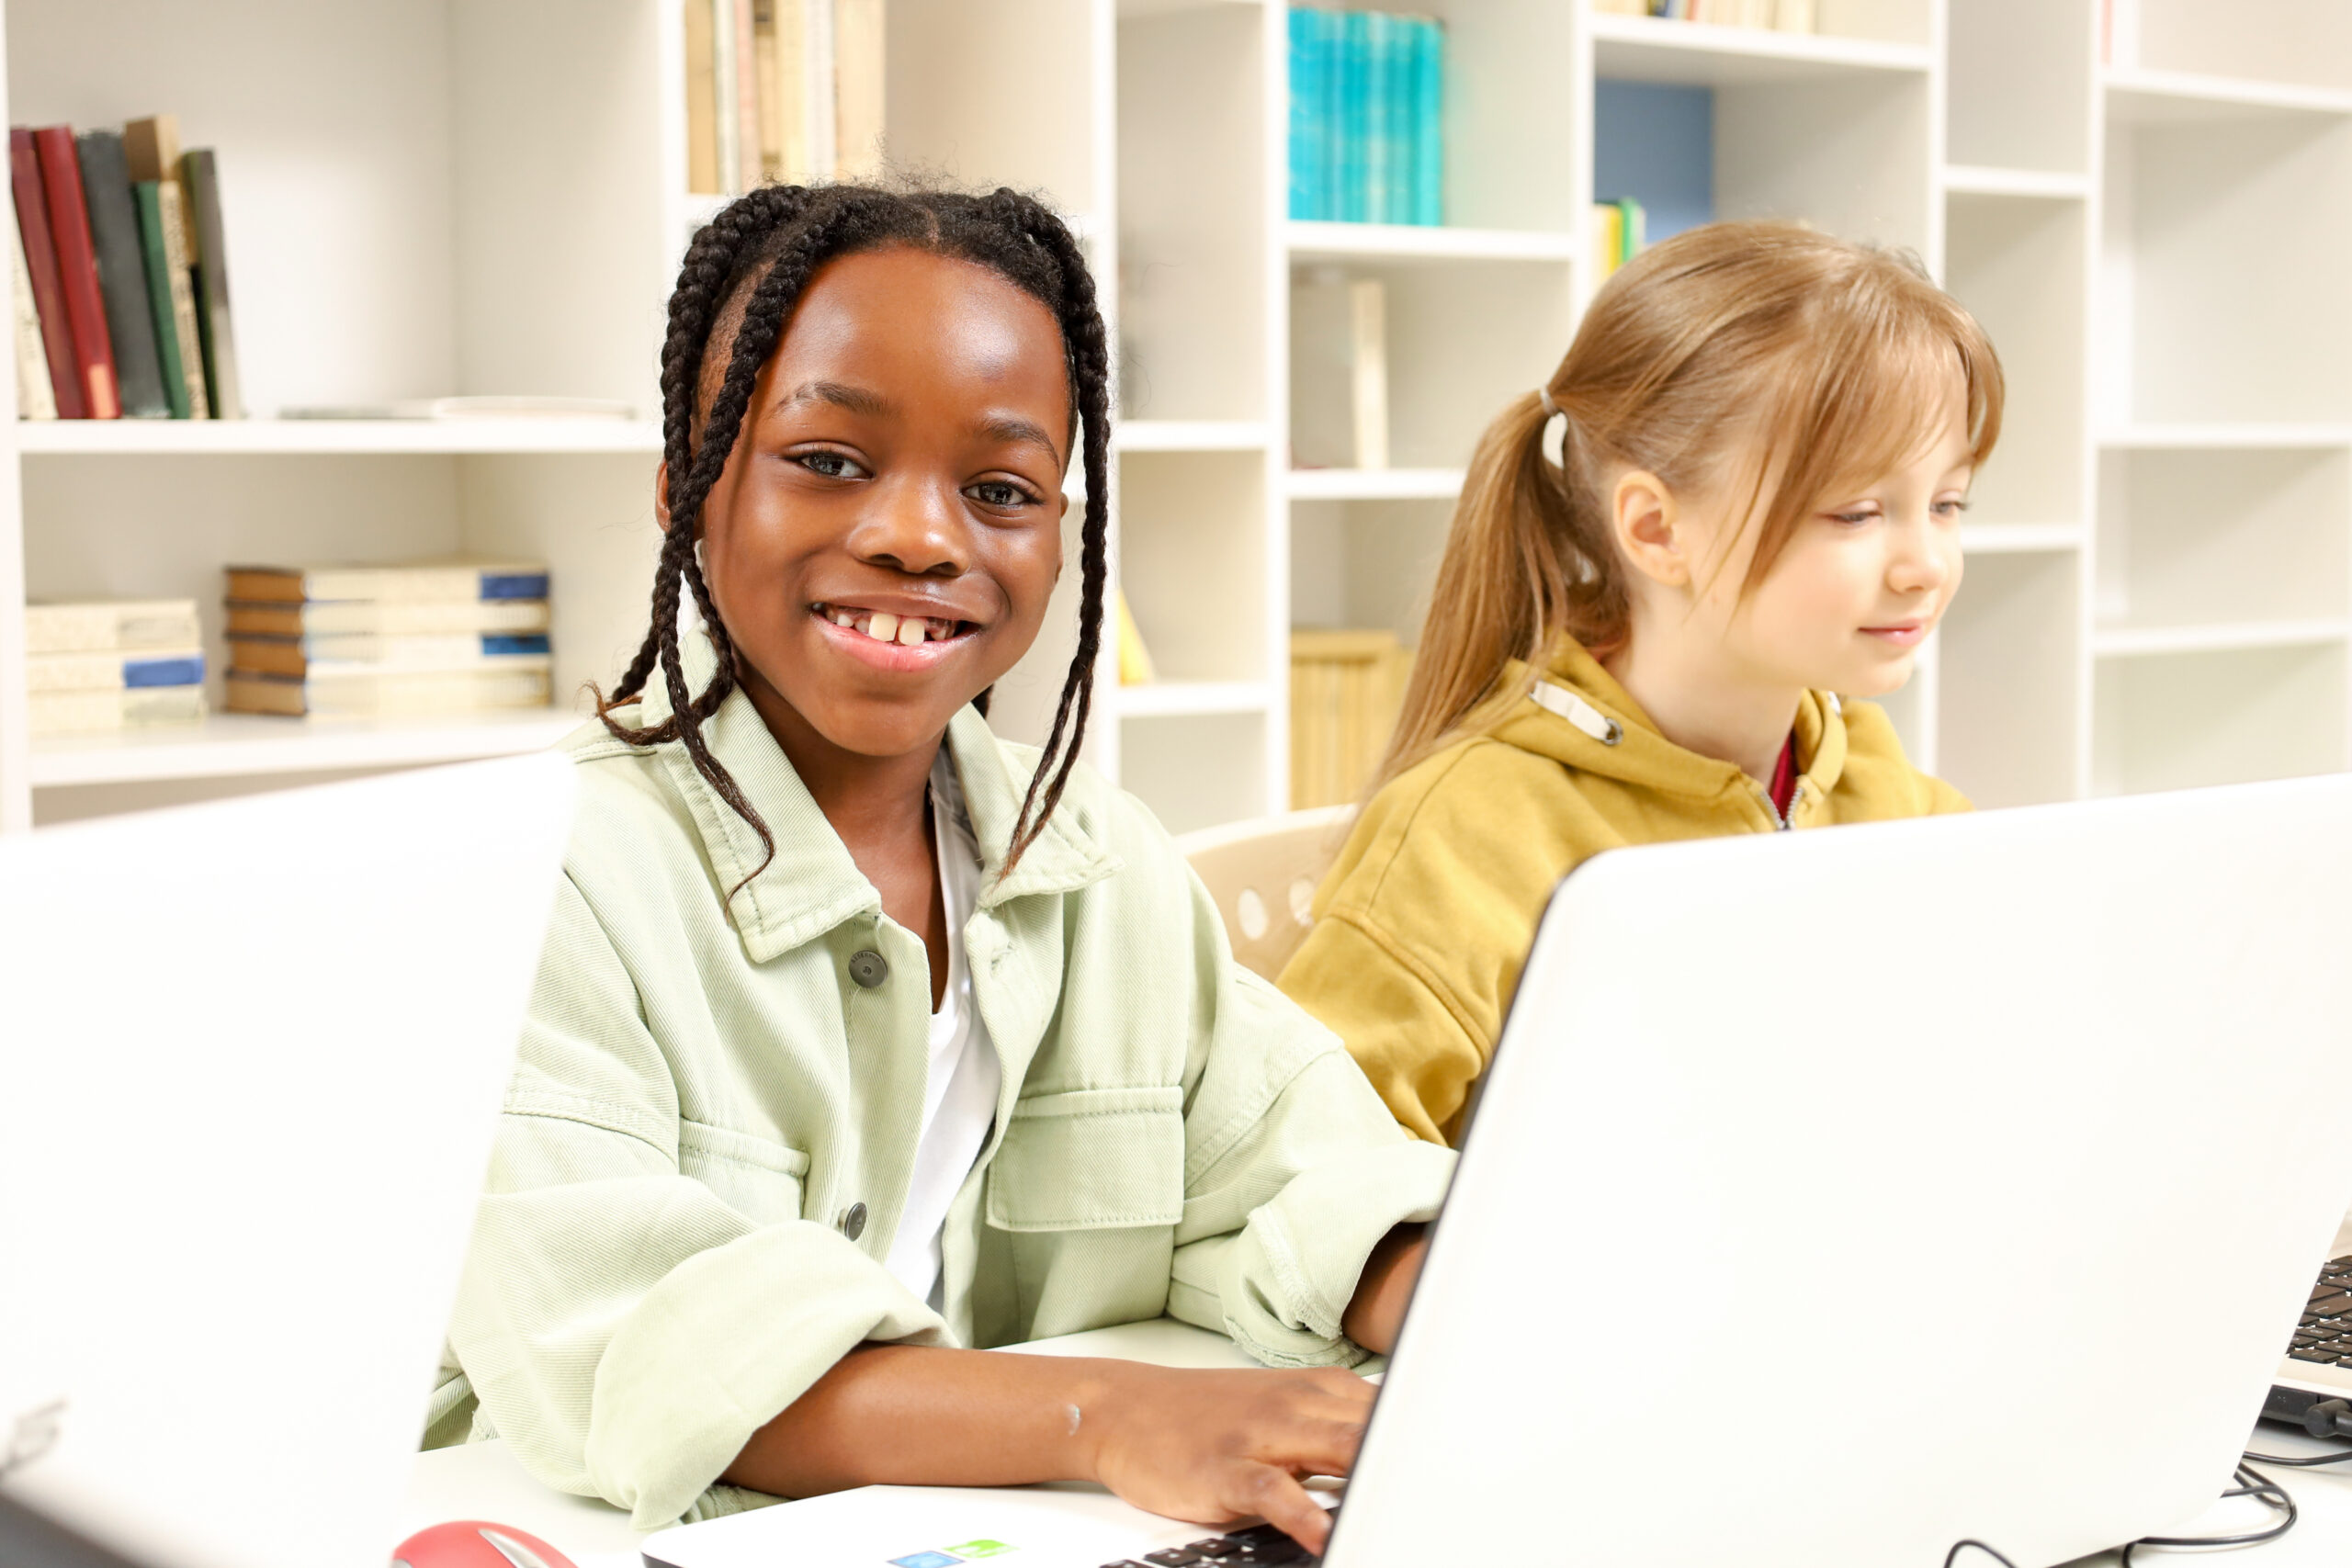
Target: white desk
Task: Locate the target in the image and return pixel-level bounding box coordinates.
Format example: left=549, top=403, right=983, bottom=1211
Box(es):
left=399, top=1321, right=2352, bottom=1567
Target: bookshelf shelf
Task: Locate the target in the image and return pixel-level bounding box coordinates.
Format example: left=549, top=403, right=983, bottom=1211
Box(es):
left=2105, top=69, right=2352, bottom=124
left=14, top=419, right=667, bottom=457
left=27, top=708, right=585, bottom=789
left=1961, top=524, right=2086, bottom=555
left=1114, top=420, right=1271, bottom=453
left=1284, top=221, right=1577, bottom=265
left=1588, top=15, right=1933, bottom=87
left=1114, top=680, right=1273, bottom=718
left=2092, top=621, right=2352, bottom=660
left=2098, top=425, right=2352, bottom=451
left=1284, top=468, right=1464, bottom=501
left=1942, top=165, right=2091, bottom=199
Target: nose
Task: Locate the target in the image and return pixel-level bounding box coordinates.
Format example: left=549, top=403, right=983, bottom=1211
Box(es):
left=848, top=474, right=972, bottom=579
left=1886, top=513, right=1955, bottom=597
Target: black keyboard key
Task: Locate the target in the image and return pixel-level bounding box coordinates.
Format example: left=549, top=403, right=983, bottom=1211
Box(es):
left=2291, top=1347, right=2338, bottom=1362
left=1146, top=1552, right=1203, bottom=1567
left=2310, top=1293, right=2352, bottom=1316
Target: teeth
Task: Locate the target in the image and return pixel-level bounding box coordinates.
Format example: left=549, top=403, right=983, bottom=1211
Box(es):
left=897, top=618, right=926, bottom=646
left=831, top=608, right=854, bottom=626
left=867, top=612, right=899, bottom=642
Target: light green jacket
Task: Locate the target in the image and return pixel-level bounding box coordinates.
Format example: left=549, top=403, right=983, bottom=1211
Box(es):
left=432, top=638, right=1454, bottom=1529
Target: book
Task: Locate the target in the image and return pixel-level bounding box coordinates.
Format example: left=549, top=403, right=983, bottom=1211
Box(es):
left=31, top=684, right=205, bottom=737
left=1289, top=628, right=1411, bottom=810
left=9, top=131, right=77, bottom=418
left=226, top=633, right=550, bottom=679
left=26, top=598, right=201, bottom=654
left=835, top=0, right=887, bottom=181
left=1775, top=0, right=1816, bottom=31
left=1363, top=13, right=1399, bottom=224
left=712, top=0, right=742, bottom=193
left=685, top=0, right=720, bottom=192
left=732, top=0, right=763, bottom=192
left=133, top=182, right=190, bottom=417
left=753, top=0, right=809, bottom=181
left=225, top=666, right=552, bottom=718
left=74, top=131, right=169, bottom=418
left=1113, top=589, right=1155, bottom=686
left=1287, top=7, right=1320, bottom=220
left=1591, top=201, right=1625, bottom=281
left=1285, top=8, right=1442, bottom=228
left=1411, top=16, right=1444, bottom=228
left=28, top=647, right=204, bottom=693
left=11, top=202, right=56, bottom=419
left=224, top=598, right=551, bottom=638
left=178, top=149, right=242, bottom=418
left=1336, top=11, right=1371, bottom=224
left=33, top=127, right=119, bottom=419
left=225, top=559, right=550, bottom=605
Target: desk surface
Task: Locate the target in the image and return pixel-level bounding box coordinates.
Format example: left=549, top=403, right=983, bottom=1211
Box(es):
left=401, top=1322, right=2352, bottom=1568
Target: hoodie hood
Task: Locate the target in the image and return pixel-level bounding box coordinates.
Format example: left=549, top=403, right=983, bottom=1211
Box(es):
left=1483, top=636, right=1850, bottom=810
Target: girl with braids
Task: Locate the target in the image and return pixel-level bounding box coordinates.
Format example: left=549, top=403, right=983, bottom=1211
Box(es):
left=432, top=185, right=1450, bottom=1551
left=1280, top=220, right=2002, bottom=1146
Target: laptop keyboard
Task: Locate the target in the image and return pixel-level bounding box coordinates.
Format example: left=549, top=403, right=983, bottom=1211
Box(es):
left=1102, top=1524, right=1316, bottom=1567
left=2289, top=1255, right=2352, bottom=1367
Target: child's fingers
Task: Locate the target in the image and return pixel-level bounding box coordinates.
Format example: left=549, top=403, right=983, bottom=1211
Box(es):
left=1227, top=1462, right=1336, bottom=1556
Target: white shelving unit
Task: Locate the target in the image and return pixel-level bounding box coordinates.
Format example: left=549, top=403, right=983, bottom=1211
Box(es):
left=5, top=0, right=2347, bottom=834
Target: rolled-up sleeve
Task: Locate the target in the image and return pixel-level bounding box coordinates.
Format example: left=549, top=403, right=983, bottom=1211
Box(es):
left=1160, top=869, right=1456, bottom=1368
left=447, top=876, right=948, bottom=1529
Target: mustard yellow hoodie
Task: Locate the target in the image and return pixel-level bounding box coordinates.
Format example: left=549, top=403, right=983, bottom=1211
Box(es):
left=1277, top=637, right=1969, bottom=1145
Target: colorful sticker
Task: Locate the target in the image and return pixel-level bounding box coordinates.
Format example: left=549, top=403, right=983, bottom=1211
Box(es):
left=945, top=1543, right=1016, bottom=1560
left=887, top=1554, right=963, bottom=1568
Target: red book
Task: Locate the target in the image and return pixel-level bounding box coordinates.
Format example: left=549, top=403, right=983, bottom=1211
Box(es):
left=31, top=125, right=117, bottom=419
left=8, top=129, right=82, bottom=419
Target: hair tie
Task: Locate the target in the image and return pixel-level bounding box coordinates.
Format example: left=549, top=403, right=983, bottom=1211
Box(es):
left=1538, top=387, right=1561, bottom=419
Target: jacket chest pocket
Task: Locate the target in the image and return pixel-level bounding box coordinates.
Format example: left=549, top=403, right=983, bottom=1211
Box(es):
left=986, top=1086, right=1186, bottom=1232
left=679, top=1120, right=811, bottom=1227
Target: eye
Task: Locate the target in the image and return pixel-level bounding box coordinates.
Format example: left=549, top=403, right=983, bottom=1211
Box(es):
left=1932, top=497, right=1972, bottom=522
left=967, top=479, right=1038, bottom=510
left=1826, top=507, right=1881, bottom=528
left=793, top=449, right=869, bottom=480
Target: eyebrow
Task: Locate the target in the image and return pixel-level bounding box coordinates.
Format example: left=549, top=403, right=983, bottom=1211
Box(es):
left=776, top=379, right=895, bottom=418
left=978, top=414, right=1064, bottom=465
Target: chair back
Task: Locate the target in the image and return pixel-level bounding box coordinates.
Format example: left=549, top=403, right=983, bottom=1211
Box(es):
left=1175, top=805, right=1357, bottom=981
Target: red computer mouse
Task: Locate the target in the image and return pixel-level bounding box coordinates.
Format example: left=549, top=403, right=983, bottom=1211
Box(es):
left=391, top=1519, right=578, bottom=1568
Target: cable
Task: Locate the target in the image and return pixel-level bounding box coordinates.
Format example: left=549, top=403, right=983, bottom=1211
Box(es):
left=1943, top=1541, right=2020, bottom=1568
left=2118, top=1461, right=2298, bottom=1564
left=2241, top=1446, right=2352, bottom=1468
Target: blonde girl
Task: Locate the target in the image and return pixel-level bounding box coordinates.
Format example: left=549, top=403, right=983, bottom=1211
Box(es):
left=1279, top=220, right=2004, bottom=1145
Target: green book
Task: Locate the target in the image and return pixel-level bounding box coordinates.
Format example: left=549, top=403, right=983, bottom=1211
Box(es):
left=132, top=180, right=189, bottom=418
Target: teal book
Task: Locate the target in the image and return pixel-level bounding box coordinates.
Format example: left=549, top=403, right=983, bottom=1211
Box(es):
left=1337, top=9, right=1372, bottom=222
left=1413, top=16, right=1444, bottom=226
left=1288, top=7, right=1317, bottom=219
left=1365, top=12, right=1402, bottom=224
left=131, top=181, right=190, bottom=418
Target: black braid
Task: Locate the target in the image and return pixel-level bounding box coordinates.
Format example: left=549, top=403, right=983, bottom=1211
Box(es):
left=594, top=183, right=1116, bottom=884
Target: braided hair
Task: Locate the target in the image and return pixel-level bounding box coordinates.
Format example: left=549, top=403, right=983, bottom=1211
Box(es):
left=598, top=184, right=1114, bottom=881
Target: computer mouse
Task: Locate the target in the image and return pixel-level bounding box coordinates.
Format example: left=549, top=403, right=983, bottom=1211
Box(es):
left=391, top=1519, right=578, bottom=1568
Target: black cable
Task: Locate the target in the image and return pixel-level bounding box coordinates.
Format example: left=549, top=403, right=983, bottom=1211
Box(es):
left=1943, top=1541, right=2020, bottom=1568
left=2242, top=1446, right=2352, bottom=1467
left=2118, top=1461, right=2298, bottom=1563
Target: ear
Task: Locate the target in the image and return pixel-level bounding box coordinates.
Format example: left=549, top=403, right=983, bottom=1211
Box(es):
left=654, top=461, right=673, bottom=534
left=1610, top=468, right=1692, bottom=592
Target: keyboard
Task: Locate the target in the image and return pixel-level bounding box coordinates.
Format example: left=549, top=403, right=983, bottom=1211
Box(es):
left=2290, top=1255, right=2352, bottom=1369
left=1103, top=1523, right=1316, bottom=1567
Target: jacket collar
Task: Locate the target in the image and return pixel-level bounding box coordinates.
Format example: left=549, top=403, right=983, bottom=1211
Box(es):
left=632, top=633, right=1118, bottom=963
left=1486, top=635, right=1850, bottom=803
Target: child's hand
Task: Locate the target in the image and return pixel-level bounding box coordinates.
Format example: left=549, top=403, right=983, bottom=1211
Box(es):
left=1081, top=1362, right=1372, bottom=1554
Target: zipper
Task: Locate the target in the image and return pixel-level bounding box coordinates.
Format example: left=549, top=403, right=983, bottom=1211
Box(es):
left=1758, top=780, right=1804, bottom=832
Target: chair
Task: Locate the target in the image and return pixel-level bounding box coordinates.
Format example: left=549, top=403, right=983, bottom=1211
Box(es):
left=1175, top=805, right=1357, bottom=981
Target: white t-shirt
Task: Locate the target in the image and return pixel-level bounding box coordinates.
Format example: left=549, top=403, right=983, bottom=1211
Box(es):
left=881, top=752, right=1001, bottom=1309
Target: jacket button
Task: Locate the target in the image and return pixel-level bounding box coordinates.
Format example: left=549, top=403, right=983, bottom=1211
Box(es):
left=848, top=950, right=888, bottom=988
left=837, top=1201, right=867, bottom=1240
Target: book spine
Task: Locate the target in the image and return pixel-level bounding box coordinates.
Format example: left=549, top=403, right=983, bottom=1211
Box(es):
left=733, top=0, right=763, bottom=191
left=1287, top=7, right=1316, bottom=220
left=1363, top=13, right=1395, bottom=226
left=10, top=201, right=56, bottom=419
left=9, top=130, right=80, bottom=418
left=1414, top=17, right=1443, bottom=227
left=712, top=0, right=742, bottom=192
left=32, top=685, right=205, bottom=735
left=684, top=0, right=720, bottom=192
left=1349, top=276, right=1387, bottom=469
left=153, top=182, right=209, bottom=418
left=179, top=150, right=243, bottom=419
left=34, top=127, right=119, bottom=419
left=75, top=131, right=169, bottom=418
left=1338, top=10, right=1371, bottom=223
left=133, top=182, right=189, bottom=418
left=1312, top=9, right=1341, bottom=222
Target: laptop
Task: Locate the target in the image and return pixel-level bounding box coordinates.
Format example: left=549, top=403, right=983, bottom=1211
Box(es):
left=0, top=753, right=575, bottom=1568
left=641, top=773, right=2352, bottom=1568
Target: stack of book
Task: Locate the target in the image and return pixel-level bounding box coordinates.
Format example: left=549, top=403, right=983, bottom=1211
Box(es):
left=8, top=113, right=240, bottom=421
left=1591, top=197, right=1649, bottom=285
left=685, top=0, right=886, bottom=195
left=1590, top=0, right=1817, bottom=28
left=26, top=598, right=206, bottom=737
left=222, top=559, right=553, bottom=719
left=1290, top=627, right=1413, bottom=810
left=1287, top=7, right=1445, bottom=226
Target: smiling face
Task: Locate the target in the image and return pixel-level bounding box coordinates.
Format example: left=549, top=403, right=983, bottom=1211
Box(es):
left=671, top=244, right=1072, bottom=764
left=1673, top=383, right=1973, bottom=699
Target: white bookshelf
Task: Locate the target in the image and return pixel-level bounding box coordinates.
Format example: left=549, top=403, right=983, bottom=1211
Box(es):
left=4, top=0, right=2348, bottom=835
